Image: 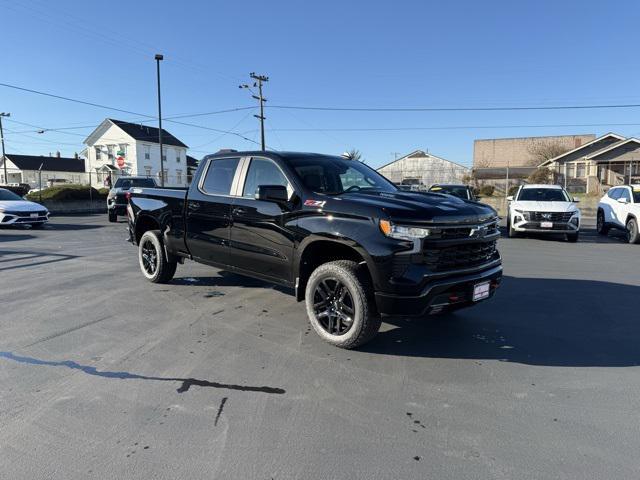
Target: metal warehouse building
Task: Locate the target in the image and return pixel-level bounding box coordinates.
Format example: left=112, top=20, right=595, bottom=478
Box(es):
left=377, top=150, right=469, bottom=188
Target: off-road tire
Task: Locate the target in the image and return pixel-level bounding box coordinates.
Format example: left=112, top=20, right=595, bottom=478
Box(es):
left=626, top=217, right=640, bottom=244
left=138, top=230, right=177, bottom=283
left=305, top=260, right=381, bottom=349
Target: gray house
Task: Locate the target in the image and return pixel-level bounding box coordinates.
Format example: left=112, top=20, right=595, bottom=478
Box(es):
left=377, top=150, right=469, bottom=189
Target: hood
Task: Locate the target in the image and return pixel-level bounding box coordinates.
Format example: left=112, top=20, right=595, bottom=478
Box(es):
left=331, top=191, right=497, bottom=224
left=0, top=200, right=47, bottom=212
left=511, top=200, right=577, bottom=213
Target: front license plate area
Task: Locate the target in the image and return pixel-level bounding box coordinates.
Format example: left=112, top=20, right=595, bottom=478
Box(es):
left=472, top=281, right=490, bottom=302
left=540, top=221, right=553, bottom=228
left=30, top=213, right=38, bottom=218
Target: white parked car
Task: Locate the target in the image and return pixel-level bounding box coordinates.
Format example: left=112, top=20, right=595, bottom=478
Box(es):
left=506, top=184, right=580, bottom=242
left=0, top=188, right=49, bottom=227
left=596, top=185, right=640, bottom=244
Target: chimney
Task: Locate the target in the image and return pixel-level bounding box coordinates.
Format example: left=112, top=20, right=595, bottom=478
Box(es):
left=74, top=152, right=78, bottom=159
left=56, top=151, right=61, bottom=158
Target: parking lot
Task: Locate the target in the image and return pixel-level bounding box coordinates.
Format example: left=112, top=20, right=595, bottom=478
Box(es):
left=1, top=215, right=639, bottom=479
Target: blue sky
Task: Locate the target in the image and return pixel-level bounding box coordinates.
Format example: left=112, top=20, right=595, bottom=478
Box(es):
left=2, top=0, right=640, bottom=168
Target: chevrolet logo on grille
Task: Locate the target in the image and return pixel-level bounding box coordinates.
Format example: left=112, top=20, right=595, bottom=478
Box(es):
left=468, top=225, right=488, bottom=238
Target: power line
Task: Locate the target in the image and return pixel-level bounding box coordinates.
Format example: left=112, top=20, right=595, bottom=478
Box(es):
left=266, top=103, right=640, bottom=113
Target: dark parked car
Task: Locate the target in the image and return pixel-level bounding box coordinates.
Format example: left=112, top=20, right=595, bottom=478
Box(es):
left=128, top=151, right=502, bottom=348
left=428, top=184, right=476, bottom=201
left=107, top=176, right=157, bottom=222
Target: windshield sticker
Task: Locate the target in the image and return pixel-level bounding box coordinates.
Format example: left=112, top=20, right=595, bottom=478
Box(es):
left=304, top=199, right=326, bottom=208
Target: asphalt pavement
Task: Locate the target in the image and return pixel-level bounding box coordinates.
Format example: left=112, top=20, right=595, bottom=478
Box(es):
left=0, top=215, right=639, bottom=479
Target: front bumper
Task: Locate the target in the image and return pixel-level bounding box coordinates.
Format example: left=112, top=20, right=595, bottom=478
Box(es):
left=0, top=211, right=49, bottom=225
left=374, top=264, right=502, bottom=316
left=513, top=220, right=579, bottom=234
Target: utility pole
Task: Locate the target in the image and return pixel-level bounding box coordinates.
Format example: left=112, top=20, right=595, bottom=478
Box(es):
left=0, top=112, right=9, bottom=185
left=240, top=73, right=269, bottom=151
left=155, top=54, right=165, bottom=186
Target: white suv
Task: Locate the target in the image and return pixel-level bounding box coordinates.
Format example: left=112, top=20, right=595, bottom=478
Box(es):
left=596, top=185, right=640, bottom=244
left=506, top=184, right=581, bottom=242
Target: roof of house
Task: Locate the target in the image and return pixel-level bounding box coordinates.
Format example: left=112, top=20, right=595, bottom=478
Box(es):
left=584, top=137, right=640, bottom=160
left=83, top=119, right=188, bottom=148
left=539, top=133, right=626, bottom=166
left=3, top=154, right=85, bottom=172
left=109, top=119, right=188, bottom=148
left=186, top=155, right=199, bottom=167
left=377, top=149, right=469, bottom=171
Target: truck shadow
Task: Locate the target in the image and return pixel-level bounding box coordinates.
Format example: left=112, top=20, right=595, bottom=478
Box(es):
left=172, top=270, right=293, bottom=295
left=362, top=276, right=640, bottom=367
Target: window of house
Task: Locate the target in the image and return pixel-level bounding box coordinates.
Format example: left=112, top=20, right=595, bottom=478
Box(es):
left=242, top=158, right=290, bottom=198
left=576, top=163, right=586, bottom=178
left=176, top=150, right=181, bottom=163
left=566, top=163, right=575, bottom=178
left=95, top=146, right=102, bottom=161
left=144, top=145, right=150, bottom=160
left=176, top=169, right=183, bottom=184
left=162, top=153, right=167, bottom=161
left=144, top=166, right=152, bottom=177
left=118, top=144, right=128, bottom=156
left=201, top=157, right=240, bottom=195
left=107, top=145, right=115, bottom=162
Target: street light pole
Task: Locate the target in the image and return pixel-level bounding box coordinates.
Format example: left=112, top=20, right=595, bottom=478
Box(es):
left=0, top=112, right=9, bottom=185
left=155, top=54, right=164, bottom=187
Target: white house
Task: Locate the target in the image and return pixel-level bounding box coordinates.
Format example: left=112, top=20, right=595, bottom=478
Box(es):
left=1, top=153, right=85, bottom=187
left=377, top=150, right=470, bottom=188
left=83, top=118, right=189, bottom=187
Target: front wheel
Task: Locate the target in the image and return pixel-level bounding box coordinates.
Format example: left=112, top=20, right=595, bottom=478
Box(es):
left=596, top=210, right=609, bottom=235
left=627, top=218, right=640, bottom=244
left=108, top=210, right=117, bottom=223
left=507, top=215, right=518, bottom=238
left=138, top=230, right=177, bottom=283
left=305, top=260, right=381, bottom=349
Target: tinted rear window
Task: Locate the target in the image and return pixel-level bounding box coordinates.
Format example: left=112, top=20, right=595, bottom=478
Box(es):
left=115, top=178, right=156, bottom=189
left=201, top=157, right=240, bottom=195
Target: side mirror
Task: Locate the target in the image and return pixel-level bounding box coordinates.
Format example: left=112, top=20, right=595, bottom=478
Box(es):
left=506, top=196, right=514, bottom=201
left=256, top=184, right=288, bottom=203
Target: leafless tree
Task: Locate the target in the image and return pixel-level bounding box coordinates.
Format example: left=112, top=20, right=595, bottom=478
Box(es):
left=343, top=149, right=363, bottom=162
left=527, top=139, right=571, bottom=166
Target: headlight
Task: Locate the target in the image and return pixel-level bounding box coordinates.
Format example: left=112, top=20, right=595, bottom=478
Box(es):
left=569, top=210, right=579, bottom=216
left=379, top=220, right=432, bottom=240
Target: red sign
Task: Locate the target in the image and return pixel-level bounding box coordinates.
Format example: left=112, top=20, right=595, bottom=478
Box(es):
left=116, top=156, right=125, bottom=168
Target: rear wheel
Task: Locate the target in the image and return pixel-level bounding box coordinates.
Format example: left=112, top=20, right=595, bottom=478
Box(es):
left=108, top=210, right=117, bottom=223
left=305, top=260, right=380, bottom=349
left=596, top=210, right=609, bottom=235
left=626, top=217, right=640, bottom=244
left=138, top=230, right=177, bottom=283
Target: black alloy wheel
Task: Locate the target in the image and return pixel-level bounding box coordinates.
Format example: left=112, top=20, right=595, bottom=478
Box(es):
left=313, top=277, right=355, bottom=335
left=140, top=238, right=159, bottom=276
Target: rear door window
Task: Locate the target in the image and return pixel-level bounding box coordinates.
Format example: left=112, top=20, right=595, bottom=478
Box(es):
left=201, top=157, right=241, bottom=195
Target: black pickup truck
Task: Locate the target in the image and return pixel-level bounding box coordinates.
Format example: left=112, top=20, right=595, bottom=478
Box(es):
left=127, top=151, right=502, bottom=348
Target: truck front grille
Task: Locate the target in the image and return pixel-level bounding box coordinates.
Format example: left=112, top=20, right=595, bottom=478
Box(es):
left=423, top=240, right=497, bottom=272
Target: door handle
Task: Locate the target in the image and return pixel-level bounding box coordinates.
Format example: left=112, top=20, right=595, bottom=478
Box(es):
left=233, top=207, right=247, bottom=215
left=188, top=202, right=201, bottom=211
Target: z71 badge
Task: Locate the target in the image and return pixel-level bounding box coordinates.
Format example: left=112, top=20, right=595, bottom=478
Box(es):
left=304, top=199, right=326, bottom=208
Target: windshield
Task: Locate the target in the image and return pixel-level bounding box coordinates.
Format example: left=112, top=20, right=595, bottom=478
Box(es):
left=429, top=185, right=471, bottom=200
left=0, top=189, right=23, bottom=201
left=517, top=187, right=569, bottom=202
left=287, top=156, right=397, bottom=195
left=114, top=178, right=156, bottom=189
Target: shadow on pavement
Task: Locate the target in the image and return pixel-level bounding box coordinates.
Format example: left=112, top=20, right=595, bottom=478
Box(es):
left=499, top=226, right=629, bottom=244
left=0, top=233, right=36, bottom=242
left=0, top=250, right=78, bottom=271
left=362, top=276, right=640, bottom=367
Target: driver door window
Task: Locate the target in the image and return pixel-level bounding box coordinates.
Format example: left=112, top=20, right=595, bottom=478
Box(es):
left=242, top=158, right=291, bottom=198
